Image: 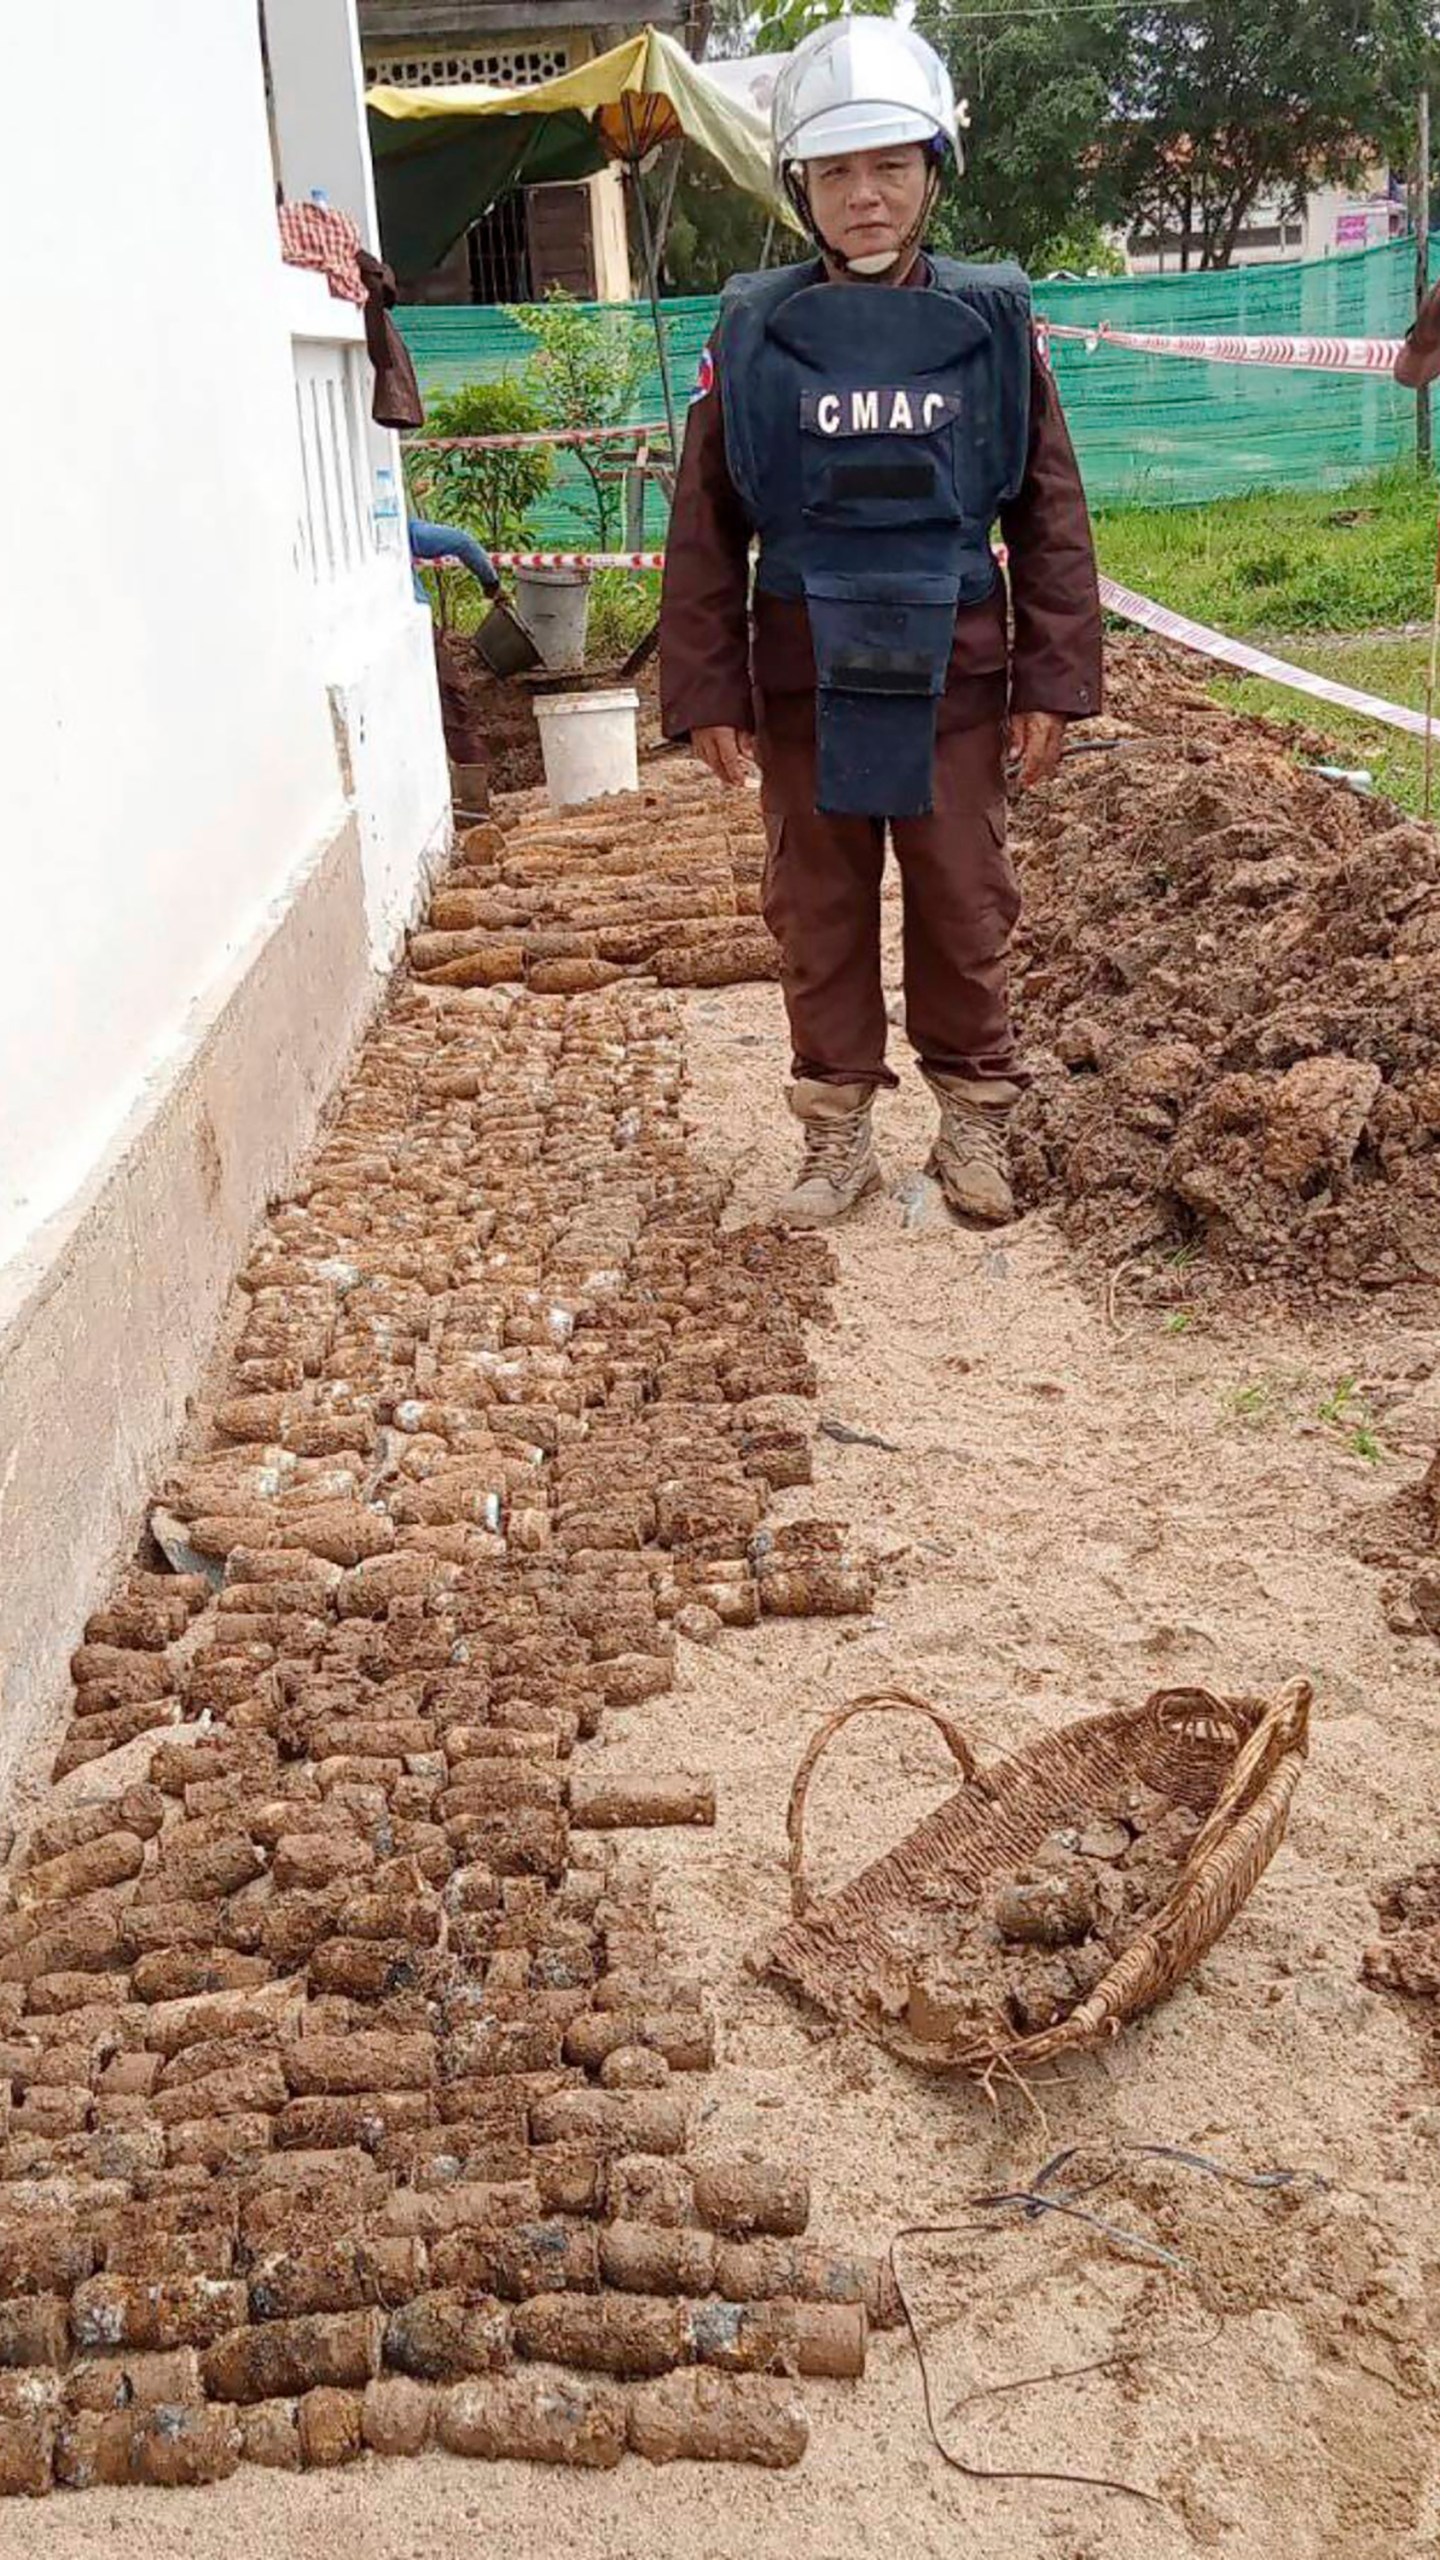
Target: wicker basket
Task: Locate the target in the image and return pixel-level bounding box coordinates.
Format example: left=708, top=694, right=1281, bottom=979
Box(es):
left=759, top=1678, right=1312, bottom=2078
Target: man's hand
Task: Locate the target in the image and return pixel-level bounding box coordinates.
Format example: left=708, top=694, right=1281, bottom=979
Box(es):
left=692, top=725, right=756, bottom=788
left=1396, top=282, right=1440, bottom=387
left=1008, top=709, right=1066, bottom=791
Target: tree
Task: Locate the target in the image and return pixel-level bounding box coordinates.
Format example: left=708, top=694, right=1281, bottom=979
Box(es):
left=510, top=291, right=649, bottom=549
left=747, top=0, right=892, bottom=47
left=662, top=155, right=771, bottom=292
left=1098, top=0, right=1426, bottom=270
left=734, top=0, right=1427, bottom=273
left=408, top=379, right=554, bottom=553
left=919, top=1, right=1131, bottom=269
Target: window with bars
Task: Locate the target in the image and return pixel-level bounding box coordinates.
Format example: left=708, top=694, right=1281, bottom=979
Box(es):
left=366, top=45, right=568, bottom=86
left=469, top=193, right=532, bottom=302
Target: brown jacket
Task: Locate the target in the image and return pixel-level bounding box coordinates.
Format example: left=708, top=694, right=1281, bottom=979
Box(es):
left=660, top=264, right=1103, bottom=744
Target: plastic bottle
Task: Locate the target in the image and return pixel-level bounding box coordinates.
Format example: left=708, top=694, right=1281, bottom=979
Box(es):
left=373, top=466, right=402, bottom=553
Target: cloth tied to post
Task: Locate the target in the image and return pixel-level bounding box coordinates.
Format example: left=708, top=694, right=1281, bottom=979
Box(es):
left=277, top=199, right=366, bottom=306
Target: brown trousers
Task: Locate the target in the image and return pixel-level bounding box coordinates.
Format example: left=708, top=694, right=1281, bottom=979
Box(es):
left=758, top=706, right=1023, bottom=1091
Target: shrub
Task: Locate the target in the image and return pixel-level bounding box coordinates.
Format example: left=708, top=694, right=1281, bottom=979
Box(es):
left=510, top=291, right=649, bottom=551
left=408, top=378, right=554, bottom=554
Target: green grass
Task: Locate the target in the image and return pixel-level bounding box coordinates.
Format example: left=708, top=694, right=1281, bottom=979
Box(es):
left=1227, top=1377, right=1287, bottom=1424
left=1094, top=465, right=1440, bottom=816
left=1317, top=1377, right=1386, bottom=1462
left=1209, top=632, right=1433, bottom=815
left=1222, top=1371, right=1386, bottom=1460
left=1094, top=464, right=1437, bottom=636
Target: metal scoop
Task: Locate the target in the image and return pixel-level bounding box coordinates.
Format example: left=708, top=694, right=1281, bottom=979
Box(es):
left=475, top=597, right=542, bottom=681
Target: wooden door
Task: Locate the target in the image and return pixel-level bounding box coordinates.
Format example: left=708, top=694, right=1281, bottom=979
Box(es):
left=525, top=182, right=597, bottom=299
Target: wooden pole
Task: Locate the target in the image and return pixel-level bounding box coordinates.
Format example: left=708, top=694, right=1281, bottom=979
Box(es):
left=651, top=141, right=683, bottom=275
left=622, top=99, right=680, bottom=457
left=1414, top=504, right=1424, bottom=814
left=1418, top=85, right=1431, bottom=470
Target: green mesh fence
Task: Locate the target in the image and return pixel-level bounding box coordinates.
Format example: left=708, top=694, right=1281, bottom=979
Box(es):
left=397, top=298, right=715, bottom=546
left=1037, top=233, right=1431, bottom=506
left=395, top=235, right=1436, bottom=535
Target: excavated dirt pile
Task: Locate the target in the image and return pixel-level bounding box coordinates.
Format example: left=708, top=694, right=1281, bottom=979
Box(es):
left=0, top=816, right=884, bottom=2494
left=432, top=640, right=544, bottom=798
left=1010, top=636, right=1440, bottom=1300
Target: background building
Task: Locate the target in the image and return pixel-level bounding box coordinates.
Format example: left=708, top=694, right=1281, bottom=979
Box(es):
left=1125, top=166, right=1405, bottom=274
left=357, top=0, right=689, bottom=298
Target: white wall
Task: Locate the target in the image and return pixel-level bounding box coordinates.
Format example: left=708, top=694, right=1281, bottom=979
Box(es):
left=266, top=0, right=381, bottom=236
left=0, top=1, right=365, bottom=1273
left=0, top=0, right=453, bottom=1769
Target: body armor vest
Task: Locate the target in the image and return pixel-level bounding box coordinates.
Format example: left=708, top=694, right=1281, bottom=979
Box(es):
left=716, top=254, right=1031, bottom=817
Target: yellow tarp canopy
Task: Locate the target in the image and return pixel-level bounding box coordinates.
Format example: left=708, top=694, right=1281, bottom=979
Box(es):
left=368, top=27, right=791, bottom=283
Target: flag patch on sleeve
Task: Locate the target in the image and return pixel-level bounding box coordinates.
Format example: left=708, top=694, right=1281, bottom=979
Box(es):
left=690, top=344, right=715, bottom=403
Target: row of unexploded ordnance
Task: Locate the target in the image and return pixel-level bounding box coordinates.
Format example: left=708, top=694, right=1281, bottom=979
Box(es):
left=411, top=784, right=778, bottom=993
left=0, top=1727, right=722, bottom=2032
left=0, top=2367, right=811, bottom=2492
left=0, top=950, right=882, bottom=2482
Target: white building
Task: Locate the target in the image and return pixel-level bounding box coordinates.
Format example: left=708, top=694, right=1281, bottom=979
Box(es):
left=0, top=0, right=451, bottom=1786
left=1125, top=167, right=1404, bottom=274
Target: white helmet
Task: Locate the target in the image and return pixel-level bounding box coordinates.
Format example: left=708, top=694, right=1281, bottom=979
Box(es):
left=771, top=17, right=966, bottom=179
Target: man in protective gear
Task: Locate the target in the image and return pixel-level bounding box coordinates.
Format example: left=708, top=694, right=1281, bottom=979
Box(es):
left=659, top=16, right=1102, bottom=1226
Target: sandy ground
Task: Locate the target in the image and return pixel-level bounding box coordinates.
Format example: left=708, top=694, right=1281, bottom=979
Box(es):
left=8, top=897, right=1440, bottom=2559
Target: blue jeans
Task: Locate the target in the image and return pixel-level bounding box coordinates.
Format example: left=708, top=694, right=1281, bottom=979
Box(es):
left=408, top=519, right=500, bottom=603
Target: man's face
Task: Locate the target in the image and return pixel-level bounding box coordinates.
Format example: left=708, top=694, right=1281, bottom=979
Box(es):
left=803, top=142, right=930, bottom=268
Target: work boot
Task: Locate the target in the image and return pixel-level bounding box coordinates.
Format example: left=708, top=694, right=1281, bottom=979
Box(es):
left=773, top=1079, right=881, bottom=1227
left=923, top=1072, right=1022, bottom=1224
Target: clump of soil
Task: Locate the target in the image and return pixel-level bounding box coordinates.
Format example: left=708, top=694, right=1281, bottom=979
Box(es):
left=1010, top=635, right=1440, bottom=1304
left=1375, top=1449, right=1440, bottom=1639
left=879, top=1783, right=1201, bottom=2052
left=1363, top=1856, right=1440, bottom=2004
left=433, top=634, right=544, bottom=794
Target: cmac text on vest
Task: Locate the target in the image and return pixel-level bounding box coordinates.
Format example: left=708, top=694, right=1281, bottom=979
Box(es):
left=799, top=387, right=963, bottom=436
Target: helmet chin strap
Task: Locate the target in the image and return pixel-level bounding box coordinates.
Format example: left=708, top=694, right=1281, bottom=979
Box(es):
left=787, top=160, right=942, bottom=281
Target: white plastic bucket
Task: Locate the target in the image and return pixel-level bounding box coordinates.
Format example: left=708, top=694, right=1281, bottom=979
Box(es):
left=534, top=688, right=640, bottom=809
left=514, top=565, right=591, bottom=673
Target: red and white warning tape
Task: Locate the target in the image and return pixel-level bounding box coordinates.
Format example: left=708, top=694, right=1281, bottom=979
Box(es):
left=410, top=422, right=670, bottom=452
left=1042, top=320, right=1405, bottom=375
left=418, top=550, right=665, bottom=572
left=1100, top=573, right=1438, bottom=740
left=492, top=550, right=666, bottom=571
left=426, top=537, right=1434, bottom=741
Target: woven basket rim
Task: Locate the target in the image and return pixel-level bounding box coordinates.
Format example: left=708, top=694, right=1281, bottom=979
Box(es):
left=762, top=1678, right=1312, bottom=2078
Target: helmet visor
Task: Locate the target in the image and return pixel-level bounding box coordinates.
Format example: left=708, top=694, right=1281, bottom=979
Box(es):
left=782, top=102, right=945, bottom=163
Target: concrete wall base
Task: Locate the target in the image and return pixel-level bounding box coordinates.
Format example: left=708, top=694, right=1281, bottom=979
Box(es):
left=0, top=810, right=377, bottom=1796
